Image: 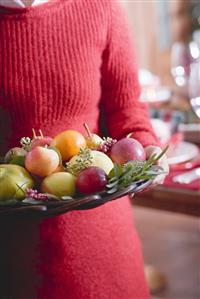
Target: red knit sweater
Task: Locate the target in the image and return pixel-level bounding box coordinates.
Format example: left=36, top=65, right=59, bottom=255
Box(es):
left=0, top=1, right=156, bottom=298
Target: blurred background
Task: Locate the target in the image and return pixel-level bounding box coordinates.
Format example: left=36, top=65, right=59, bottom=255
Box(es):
left=120, top=1, right=200, bottom=299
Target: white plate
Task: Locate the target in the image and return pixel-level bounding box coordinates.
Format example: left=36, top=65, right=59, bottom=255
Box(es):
left=167, top=141, right=199, bottom=165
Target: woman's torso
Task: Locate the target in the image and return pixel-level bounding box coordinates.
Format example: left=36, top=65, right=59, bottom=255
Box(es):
left=0, top=0, right=108, bottom=152
left=0, top=2, right=150, bottom=298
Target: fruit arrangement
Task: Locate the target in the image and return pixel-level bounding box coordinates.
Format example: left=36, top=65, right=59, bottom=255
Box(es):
left=0, top=125, right=166, bottom=215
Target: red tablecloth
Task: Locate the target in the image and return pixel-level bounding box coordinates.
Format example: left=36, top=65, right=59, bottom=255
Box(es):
left=164, top=168, right=200, bottom=191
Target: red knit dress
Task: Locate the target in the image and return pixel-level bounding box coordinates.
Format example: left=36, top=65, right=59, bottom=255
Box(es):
left=0, top=1, right=158, bottom=298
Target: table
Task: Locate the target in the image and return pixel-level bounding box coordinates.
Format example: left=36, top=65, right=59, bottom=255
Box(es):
left=141, top=93, right=200, bottom=217
left=133, top=185, right=200, bottom=217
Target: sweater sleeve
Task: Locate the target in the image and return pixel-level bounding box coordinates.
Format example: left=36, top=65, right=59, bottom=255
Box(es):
left=100, top=1, right=159, bottom=147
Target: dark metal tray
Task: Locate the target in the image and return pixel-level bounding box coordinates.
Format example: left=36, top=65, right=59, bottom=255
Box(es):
left=0, top=179, right=152, bottom=217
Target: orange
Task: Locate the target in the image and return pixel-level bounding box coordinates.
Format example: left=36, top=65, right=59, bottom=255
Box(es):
left=52, top=130, right=86, bottom=161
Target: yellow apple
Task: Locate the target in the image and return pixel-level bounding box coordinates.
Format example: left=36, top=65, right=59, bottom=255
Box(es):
left=41, top=172, right=76, bottom=197
left=69, top=150, right=114, bottom=175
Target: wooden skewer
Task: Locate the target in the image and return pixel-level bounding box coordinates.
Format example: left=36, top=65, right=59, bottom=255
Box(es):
left=32, top=128, right=37, bottom=139
left=39, top=129, right=44, bottom=138
left=83, top=123, right=92, bottom=138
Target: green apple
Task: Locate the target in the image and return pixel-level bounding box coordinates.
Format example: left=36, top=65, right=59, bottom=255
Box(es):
left=0, top=164, right=34, bottom=201
left=4, top=147, right=27, bottom=167
left=41, top=172, right=76, bottom=197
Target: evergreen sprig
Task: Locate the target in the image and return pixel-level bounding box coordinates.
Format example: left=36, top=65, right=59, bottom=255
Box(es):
left=106, top=146, right=168, bottom=194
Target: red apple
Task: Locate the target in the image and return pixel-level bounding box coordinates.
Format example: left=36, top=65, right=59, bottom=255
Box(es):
left=30, top=136, right=53, bottom=150
left=110, top=138, right=146, bottom=164
left=76, top=166, right=108, bottom=194
left=25, top=146, right=59, bottom=177
left=30, top=129, right=53, bottom=150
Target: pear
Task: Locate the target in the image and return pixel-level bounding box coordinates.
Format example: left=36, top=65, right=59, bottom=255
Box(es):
left=0, top=164, right=34, bottom=201
left=83, top=123, right=103, bottom=150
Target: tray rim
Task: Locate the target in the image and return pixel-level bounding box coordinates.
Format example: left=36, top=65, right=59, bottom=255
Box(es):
left=0, top=179, right=153, bottom=217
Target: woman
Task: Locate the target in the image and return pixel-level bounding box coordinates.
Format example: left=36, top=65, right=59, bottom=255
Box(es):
left=0, top=0, right=168, bottom=298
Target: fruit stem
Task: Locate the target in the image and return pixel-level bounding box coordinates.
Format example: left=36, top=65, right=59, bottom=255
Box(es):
left=39, top=129, right=44, bottom=138
left=32, top=128, right=37, bottom=139
left=83, top=123, right=92, bottom=138
left=126, top=132, right=133, bottom=138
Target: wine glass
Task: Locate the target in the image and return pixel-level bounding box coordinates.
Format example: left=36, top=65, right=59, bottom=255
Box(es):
left=171, top=42, right=192, bottom=87
left=188, top=59, right=200, bottom=118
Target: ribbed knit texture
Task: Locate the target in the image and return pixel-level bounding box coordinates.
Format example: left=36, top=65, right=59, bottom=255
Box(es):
left=0, top=1, right=155, bottom=298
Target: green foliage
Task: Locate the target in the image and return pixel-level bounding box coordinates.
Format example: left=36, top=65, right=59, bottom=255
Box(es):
left=106, top=147, right=168, bottom=194
left=20, top=137, right=31, bottom=151
left=66, top=148, right=93, bottom=176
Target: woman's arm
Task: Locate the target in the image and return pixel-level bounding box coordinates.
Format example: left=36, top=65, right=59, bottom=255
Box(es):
left=101, top=1, right=158, bottom=148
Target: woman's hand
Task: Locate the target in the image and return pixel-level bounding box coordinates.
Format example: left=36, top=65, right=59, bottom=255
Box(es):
left=145, top=145, right=169, bottom=185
